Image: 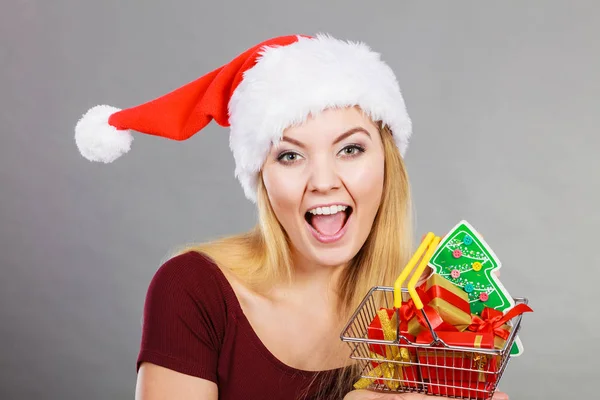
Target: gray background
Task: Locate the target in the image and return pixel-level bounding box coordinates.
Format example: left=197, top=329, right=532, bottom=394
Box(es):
left=1, top=0, right=598, bottom=399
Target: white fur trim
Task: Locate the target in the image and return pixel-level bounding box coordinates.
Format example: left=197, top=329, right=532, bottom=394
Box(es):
left=74, top=105, right=133, bottom=163
left=228, top=34, right=412, bottom=203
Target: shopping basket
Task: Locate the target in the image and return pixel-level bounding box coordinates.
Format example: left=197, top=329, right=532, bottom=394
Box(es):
left=340, top=233, right=529, bottom=400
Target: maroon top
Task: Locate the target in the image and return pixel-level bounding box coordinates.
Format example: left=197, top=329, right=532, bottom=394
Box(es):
left=137, top=251, right=347, bottom=399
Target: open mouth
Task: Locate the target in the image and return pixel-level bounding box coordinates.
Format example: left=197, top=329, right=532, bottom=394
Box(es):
left=304, top=205, right=353, bottom=238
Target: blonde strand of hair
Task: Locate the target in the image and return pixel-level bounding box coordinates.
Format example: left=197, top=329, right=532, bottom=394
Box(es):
left=169, top=121, right=414, bottom=400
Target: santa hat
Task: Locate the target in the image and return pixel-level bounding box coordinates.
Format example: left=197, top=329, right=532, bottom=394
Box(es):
left=75, top=33, right=412, bottom=203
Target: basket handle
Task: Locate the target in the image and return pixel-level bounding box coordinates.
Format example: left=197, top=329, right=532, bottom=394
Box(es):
left=393, top=232, right=441, bottom=309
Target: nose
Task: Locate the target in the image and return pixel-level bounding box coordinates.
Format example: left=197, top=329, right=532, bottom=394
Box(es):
left=306, top=155, right=341, bottom=194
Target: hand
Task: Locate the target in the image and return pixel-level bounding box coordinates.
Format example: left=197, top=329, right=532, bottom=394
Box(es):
left=344, top=389, right=509, bottom=399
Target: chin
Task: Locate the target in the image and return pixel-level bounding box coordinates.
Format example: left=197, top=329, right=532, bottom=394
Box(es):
left=307, top=242, right=361, bottom=268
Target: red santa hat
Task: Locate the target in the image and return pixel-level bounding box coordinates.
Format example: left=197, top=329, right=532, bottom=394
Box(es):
left=75, top=33, right=412, bottom=203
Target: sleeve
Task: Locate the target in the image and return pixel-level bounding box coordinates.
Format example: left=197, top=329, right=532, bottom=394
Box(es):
left=136, top=251, right=227, bottom=383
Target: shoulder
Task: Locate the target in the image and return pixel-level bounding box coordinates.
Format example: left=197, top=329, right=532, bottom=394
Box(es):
left=137, top=251, right=237, bottom=381
left=144, top=250, right=241, bottom=319
left=151, top=250, right=222, bottom=287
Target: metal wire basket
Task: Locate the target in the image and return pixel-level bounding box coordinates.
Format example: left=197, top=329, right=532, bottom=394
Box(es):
left=340, top=285, right=528, bottom=400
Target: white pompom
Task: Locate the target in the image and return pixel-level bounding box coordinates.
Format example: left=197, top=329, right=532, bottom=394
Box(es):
left=74, top=105, right=133, bottom=163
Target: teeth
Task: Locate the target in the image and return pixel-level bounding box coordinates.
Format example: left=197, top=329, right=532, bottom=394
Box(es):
left=308, top=205, right=347, bottom=215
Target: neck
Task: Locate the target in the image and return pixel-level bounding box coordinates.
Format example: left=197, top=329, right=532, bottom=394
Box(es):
left=270, top=248, right=346, bottom=313
left=296, top=253, right=344, bottom=285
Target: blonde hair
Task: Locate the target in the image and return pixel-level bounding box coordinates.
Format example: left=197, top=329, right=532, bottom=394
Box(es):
left=172, top=122, right=414, bottom=398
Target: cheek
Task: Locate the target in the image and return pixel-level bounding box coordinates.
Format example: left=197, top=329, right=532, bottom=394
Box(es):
left=343, top=158, right=385, bottom=205
left=262, top=167, right=304, bottom=222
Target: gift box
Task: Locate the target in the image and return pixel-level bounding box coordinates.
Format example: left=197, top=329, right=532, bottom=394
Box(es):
left=467, top=304, right=532, bottom=350
left=398, top=297, right=456, bottom=337
left=420, top=274, right=473, bottom=331
left=471, top=308, right=512, bottom=351
left=357, top=308, right=420, bottom=390
left=416, top=330, right=500, bottom=384
left=397, top=274, right=472, bottom=337
left=426, top=379, right=495, bottom=400
left=367, top=308, right=400, bottom=356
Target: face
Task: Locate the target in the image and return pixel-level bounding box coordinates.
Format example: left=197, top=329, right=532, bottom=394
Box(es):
left=261, top=107, right=385, bottom=269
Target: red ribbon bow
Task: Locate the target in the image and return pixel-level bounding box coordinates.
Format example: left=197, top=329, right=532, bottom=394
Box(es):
left=398, top=287, right=458, bottom=333
left=468, top=304, right=533, bottom=340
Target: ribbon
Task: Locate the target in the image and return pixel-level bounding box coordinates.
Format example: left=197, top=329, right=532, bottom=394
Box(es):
left=471, top=354, right=488, bottom=382
left=377, top=308, right=398, bottom=359
left=399, top=287, right=459, bottom=335
left=470, top=334, right=487, bottom=382
left=355, top=309, right=416, bottom=390
left=353, top=350, right=415, bottom=390
left=422, top=274, right=473, bottom=330
left=468, top=304, right=533, bottom=340
left=353, top=363, right=386, bottom=390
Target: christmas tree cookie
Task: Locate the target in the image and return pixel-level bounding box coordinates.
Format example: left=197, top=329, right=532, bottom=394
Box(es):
left=427, top=220, right=523, bottom=356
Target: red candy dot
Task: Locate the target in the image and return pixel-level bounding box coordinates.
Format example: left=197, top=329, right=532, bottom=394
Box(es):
left=479, top=292, right=489, bottom=302
left=452, top=249, right=462, bottom=258
left=451, top=269, right=461, bottom=279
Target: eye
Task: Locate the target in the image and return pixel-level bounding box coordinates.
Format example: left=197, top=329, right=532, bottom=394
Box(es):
left=277, top=151, right=303, bottom=164
left=339, top=144, right=365, bottom=157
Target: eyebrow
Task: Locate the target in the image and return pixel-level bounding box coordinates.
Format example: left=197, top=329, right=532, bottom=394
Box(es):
left=281, top=127, right=371, bottom=148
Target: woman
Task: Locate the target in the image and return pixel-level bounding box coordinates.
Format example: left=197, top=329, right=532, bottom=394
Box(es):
left=75, top=34, right=509, bottom=399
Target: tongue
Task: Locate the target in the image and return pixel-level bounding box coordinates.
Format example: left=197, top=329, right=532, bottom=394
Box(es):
left=311, top=212, right=346, bottom=236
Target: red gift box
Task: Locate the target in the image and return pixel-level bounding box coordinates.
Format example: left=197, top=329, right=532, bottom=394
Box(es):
left=397, top=274, right=472, bottom=338
left=368, top=308, right=398, bottom=356
left=398, top=296, right=458, bottom=338
left=426, top=379, right=495, bottom=400
left=362, top=308, right=420, bottom=389
left=418, top=274, right=472, bottom=331
left=467, top=304, right=533, bottom=350
left=416, top=330, right=500, bottom=384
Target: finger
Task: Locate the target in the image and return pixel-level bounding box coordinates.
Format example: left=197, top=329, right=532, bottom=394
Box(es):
left=492, top=391, right=509, bottom=400
left=396, top=394, right=452, bottom=400
left=344, top=390, right=453, bottom=400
